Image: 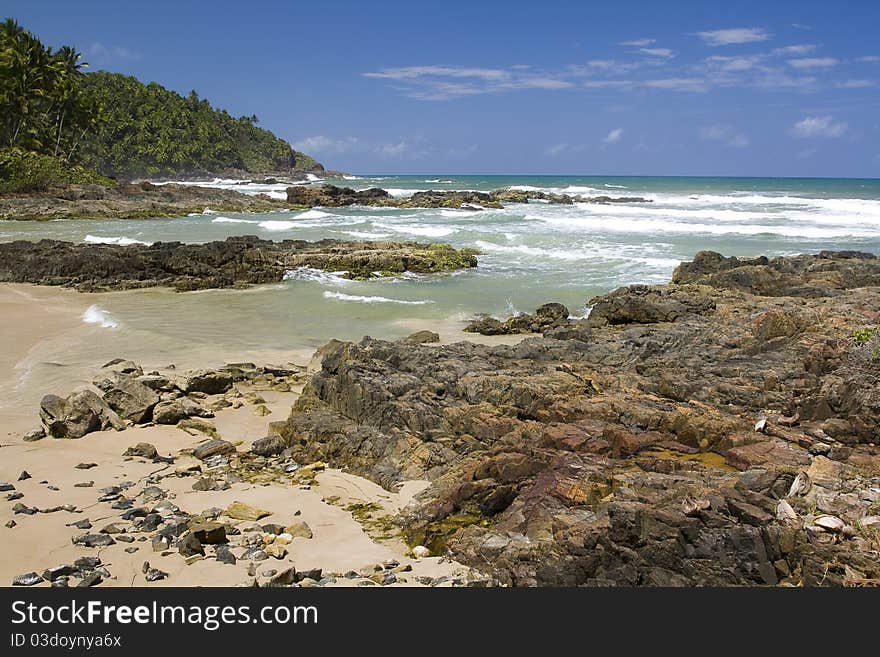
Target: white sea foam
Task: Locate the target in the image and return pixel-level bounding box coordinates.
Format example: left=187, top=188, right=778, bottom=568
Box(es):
left=284, top=267, right=352, bottom=285
left=373, top=222, right=457, bottom=237
left=84, top=235, right=152, bottom=246
left=341, top=230, right=393, bottom=239
left=323, top=291, right=433, bottom=305
left=382, top=188, right=418, bottom=198
left=342, top=175, right=361, bottom=180
left=306, top=173, right=322, bottom=182
left=82, top=305, right=118, bottom=329
left=211, top=217, right=258, bottom=224
left=296, top=209, right=332, bottom=219
left=604, top=184, right=628, bottom=189
left=258, top=220, right=300, bottom=231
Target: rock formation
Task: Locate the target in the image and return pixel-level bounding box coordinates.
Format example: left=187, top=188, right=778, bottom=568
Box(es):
left=271, top=250, right=880, bottom=586
left=0, top=236, right=479, bottom=290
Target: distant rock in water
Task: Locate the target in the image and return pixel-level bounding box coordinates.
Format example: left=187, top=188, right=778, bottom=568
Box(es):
left=0, top=181, right=289, bottom=221
left=286, top=184, right=650, bottom=209
left=0, top=236, right=479, bottom=291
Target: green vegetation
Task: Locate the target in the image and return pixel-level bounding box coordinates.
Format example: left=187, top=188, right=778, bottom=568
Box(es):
left=853, top=327, right=880, bottom=343
left=0, top=18, right=322, bottom=187
left=0, top=147, right=112, bottom=193
left=852, top=327, right=880, bottom=363
left=0, top=19, right=99, bottom=160
left=76, top=72, right=321, bottom=177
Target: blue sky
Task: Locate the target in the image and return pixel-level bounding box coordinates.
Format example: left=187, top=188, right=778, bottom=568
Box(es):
left=7, top=0, right=880, bottom=176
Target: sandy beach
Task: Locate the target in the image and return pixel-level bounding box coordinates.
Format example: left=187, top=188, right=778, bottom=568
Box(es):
left=0, top=282, right=521, bottom=588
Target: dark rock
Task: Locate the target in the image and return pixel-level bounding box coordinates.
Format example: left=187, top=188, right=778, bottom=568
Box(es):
left=75, top=462, right=98, bottom=469
left=72, top=533, right=115, bottom=548
left=39, top=390, right=125, bottom=439
left=77, top=572, right=103, bottom=587
left=144, top=568, right=168, bottom=582
left=193, top=439, right=236, bottom=460
left=12, top=572, right=42, bottom=586
left=66, top=518, right=92, bottom=529
left=153, top=398, right=213, bottom=424
left=0, top=236, right=478, bottom=291
left=18, top=470, right=31, bottom=481
left=94, top=373, right=160, bottom=423
left=23, top=427, right=46, bottom=442
left=215, top=545, right=237, bottom=564
left=0, top=482, right=14, bottom=492
left=251, top=435, right=286, bottom=457
left=404, top=330, right=441, bottom=344
left=267, top=567, right=297, bottom=586
left=123, top=443, right=159, bottom=459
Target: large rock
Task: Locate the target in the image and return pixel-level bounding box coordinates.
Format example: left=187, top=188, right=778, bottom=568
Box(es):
left=94, top=373, right=160, bottom=424
left=277, top=250, right=880, bottom=586
left=39, top=390, right=125, bottom=439
left=177, top=370, right=235, bottom=395
left=152, top=397, right=213, bottom=424
left=0, top=236, right=479, bottom=291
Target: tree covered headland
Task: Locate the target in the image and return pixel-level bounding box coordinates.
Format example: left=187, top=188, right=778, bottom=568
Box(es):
left=0, top=18, right=321, bottom=189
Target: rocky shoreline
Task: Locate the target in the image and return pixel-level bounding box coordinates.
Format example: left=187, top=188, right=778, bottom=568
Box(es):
left=0, top=236, right=479, bottom=290
left=0, top=181, right=290, bottom=221
left=4, top=357, right=487, bottom=588
left=286, top=183, right=650, bottom=209
left=4, top=249, right=879, bottom=587
left=0, top=180, right=650, bottom=221
left=267, top=250, right=880, bottom=586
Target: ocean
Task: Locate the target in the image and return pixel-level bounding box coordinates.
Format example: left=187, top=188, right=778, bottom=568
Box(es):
left=2, top=174, right=880, bottom=374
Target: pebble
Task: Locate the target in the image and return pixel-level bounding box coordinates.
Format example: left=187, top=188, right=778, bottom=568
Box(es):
left=75, top=463, right=98, bottom=469
left=5, top=520, right=16, bottom=528
left=144, top=568, right=168, bottom=582
left=13, top=503, right=37, bottom=515
left=12, top=572, right=42, bottom=586
left=0, top=482, right=15, bottom=492
left=411, top=545, right=431, bottom=558
left=72, top=533, right=116, bottom=547
left=18, top=471, right=31, bottom=481
left=6, top=491, right=24, bottom=500
left=78, top=572, right=103, bottom=587
left=67, top=518, right=92, bottom=530
left=124, top=546, right=139, bottom=554
left=74, top=481, right=94, bottom=488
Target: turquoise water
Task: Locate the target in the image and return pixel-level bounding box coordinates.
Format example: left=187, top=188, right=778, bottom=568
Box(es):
left=2, top=173, right=879, bottom=365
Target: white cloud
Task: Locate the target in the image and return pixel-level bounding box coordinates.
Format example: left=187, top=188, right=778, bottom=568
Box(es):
left=86, top=42, right=142, bottom=63
left=582, top=80, right=634, bottom=88
left=644, top=77, right=709, bottom=92
left=705, top=55, right=763, bottom=71
left=620, top=38, right=655, bottom=47
left=603, top=128, right=624, bottom=144
left=364, top=65, right=509, bottom=81
left=772, top=44, right=816, bottom=56
left=792, top=116, right=848, bottom=138
left=545, top=143, right=569, bottom=156
left=696, top=28, right=771, bottom=46
left=294, top=135, right=422, bottom=158
left=787, top=57, right=839, bottom=69
left=699, top=124, right=749, bottom=147
left=448, top=144, right=478, bottom=157
left=379, top=141, right=408, bottom=156
left=295, top=136, right=362, bottom=154
left=837, top=79, right=876, bottom=89
left=638, top=48, right=674, bottom=59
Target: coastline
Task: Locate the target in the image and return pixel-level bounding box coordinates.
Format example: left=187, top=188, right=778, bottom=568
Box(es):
left=0, top=281, right=524, bottom=588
